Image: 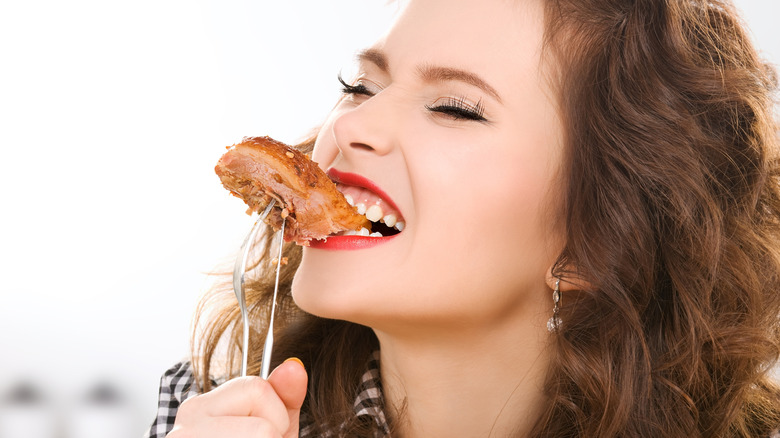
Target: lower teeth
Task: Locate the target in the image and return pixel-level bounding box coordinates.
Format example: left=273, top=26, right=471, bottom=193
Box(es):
left=337, top=220, right=403, bottom=237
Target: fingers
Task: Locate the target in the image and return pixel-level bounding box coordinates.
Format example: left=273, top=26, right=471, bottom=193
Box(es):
left=168, top=416, right=283, bottom=438
left=184, top=376, right=289, bottom=432
left=170, top=359, right=308, bottom=438
left=200, top=376, right=287, bottom=415
left=268, top=358, right=308, bottom=409
left=268, top=358, right=308, bottom=436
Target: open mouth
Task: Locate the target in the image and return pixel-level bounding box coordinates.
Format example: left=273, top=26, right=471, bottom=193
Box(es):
left=334, top=183, right=405, bottom=238
left=326, top=168, right=405, bottom=239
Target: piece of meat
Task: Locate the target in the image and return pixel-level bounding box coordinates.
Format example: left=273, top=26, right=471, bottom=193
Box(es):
left=215, top=136, right=370, bottom=245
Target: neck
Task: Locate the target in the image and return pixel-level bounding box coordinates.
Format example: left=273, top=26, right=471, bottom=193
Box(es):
left=374, top=315, right=551, bottom=438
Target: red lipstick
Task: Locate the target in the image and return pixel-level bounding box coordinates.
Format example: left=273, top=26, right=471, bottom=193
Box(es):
left=309, top=233, right=399, bottom=250
left=306, top=168, right=402, bottom=251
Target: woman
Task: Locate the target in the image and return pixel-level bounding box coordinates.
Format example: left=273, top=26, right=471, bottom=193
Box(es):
left=146, top=0, right=780, bottom=436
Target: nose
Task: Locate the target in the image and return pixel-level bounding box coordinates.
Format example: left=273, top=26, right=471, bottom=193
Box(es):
left=332, top=95, right=397, bottom=158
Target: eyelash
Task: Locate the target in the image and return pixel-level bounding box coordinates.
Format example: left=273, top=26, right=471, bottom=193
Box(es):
left=425, top=97, right=486, bottom=122
left=339, top=74, right=373, bottom=97
left=337, top=75, right=488, bottom=122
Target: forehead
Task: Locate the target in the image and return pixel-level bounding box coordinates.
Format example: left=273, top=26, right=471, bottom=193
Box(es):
left=373, top=0, right=546, bottom=84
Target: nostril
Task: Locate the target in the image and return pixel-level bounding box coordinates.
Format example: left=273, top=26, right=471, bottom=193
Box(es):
left=350, top=142, right=375, bottom=152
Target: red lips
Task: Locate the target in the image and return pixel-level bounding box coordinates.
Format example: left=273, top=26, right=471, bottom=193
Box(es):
left=309, top=169, right=403, bottom=251
left=309, top=233, right=399, bottom=250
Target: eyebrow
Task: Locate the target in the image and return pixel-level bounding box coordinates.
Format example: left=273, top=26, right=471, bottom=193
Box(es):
left=357, top=48, right=389, bottom=72
left=417, top=65, right=502, bottom=103
left=356, top=48, right=503, bottom=104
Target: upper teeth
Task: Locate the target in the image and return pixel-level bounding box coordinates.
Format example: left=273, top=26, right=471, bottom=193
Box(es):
left=382, top=214, right=397, bottom=227
left=340, top=187, right=406, bottom=233
left=359, top=203, right=405, bottom=232
left=365, top=205, right=383, bottom=222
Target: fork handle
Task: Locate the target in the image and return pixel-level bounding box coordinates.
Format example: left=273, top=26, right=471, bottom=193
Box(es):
left=260, top=330, right=274, bottom=380
left=233, top=200, right=276, bottom=378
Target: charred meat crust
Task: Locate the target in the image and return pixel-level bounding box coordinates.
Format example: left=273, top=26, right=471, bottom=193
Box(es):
left=215, top=136, right=370, bottom=245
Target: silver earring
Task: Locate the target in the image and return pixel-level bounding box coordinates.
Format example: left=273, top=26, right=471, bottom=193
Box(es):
left=547, top=278, right=562, bottom=333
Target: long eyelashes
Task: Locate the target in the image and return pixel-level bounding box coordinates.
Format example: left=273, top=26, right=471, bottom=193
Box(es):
left=337, top=75, right=488, bottom=123
left=425, top=97, right=486, bottom=122
left=338, top=74, right=372, bottom=96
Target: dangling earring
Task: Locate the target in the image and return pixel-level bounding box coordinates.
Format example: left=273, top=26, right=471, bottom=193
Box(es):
left=547, top=278, right=562, bottom=333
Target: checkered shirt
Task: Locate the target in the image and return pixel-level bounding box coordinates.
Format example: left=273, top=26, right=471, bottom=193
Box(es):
left=144, top=354, right=778, bottom=437
left=143, top=351, right=389, bottom=437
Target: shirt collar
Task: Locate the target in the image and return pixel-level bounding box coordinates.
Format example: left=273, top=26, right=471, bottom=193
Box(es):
left=353, top=350, right=390, bottom=435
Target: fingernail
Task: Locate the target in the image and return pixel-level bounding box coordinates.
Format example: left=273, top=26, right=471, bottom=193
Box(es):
left=284, top=357, right=305, bottom=370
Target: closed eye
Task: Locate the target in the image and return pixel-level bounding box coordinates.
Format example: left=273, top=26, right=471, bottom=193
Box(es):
left=338, top=75, right=488, bottom=123
left=338, top=74, right=374, bottom=97
left=426, top=97, right=487, bottom=122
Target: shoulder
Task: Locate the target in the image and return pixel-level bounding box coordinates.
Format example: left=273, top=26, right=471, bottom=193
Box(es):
left=143, top=361, right=200, bottom=438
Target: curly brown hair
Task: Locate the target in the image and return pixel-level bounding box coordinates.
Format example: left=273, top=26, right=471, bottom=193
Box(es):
left=192, top=0, right=780, bottom=436
left=537, top=0, right=780, bottom=436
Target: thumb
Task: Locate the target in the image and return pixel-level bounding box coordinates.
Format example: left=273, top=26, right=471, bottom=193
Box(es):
left=267, top=358, right=308, bottom=434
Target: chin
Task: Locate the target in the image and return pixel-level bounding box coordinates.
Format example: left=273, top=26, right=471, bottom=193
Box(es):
left=291, top=264, right=402, bottom=330
left=291, top=262, right=358, bottom=320
left=292, top=247, right=380, bottom=318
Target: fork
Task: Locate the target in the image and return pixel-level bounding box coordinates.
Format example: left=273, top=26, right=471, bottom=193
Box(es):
left=232, top=200, right=284, bottom=378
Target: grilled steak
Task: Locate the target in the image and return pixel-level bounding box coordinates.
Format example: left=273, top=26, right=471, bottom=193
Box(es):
left=215, top=136, right=370, bottom=245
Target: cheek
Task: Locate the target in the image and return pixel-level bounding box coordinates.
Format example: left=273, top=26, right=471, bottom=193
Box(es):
left=310, top=112, right=341, bottom=169
left=415, top=129, right=560, bottom=245
left=397, top=133, right=563, bottom=314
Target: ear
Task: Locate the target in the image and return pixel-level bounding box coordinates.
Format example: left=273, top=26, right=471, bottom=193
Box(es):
left=545, top=265, right=594, bottom=292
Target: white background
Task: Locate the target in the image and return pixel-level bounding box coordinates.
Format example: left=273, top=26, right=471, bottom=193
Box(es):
left=0, top=1, right=777, bottom=435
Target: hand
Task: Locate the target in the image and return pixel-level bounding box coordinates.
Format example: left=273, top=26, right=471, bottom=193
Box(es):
left=167, top=358, right=308, bottom=438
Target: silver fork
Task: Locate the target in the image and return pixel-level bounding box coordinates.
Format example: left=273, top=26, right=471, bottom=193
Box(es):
left=232, top=200, right=285, bottom=378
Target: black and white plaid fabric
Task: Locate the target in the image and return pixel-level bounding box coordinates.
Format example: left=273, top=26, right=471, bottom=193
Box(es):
left=352, top=351, right=389, bottom=434
left=144, top=354, right=778, bottom=438
left=143, top=351, right=390, bottom=437
left=298, top=350, right=390, bottom=437
left=143, top=361, right=200, bottom=438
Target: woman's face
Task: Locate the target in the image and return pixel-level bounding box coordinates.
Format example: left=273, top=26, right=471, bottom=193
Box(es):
left=292, top=0, right=564, bottom=331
